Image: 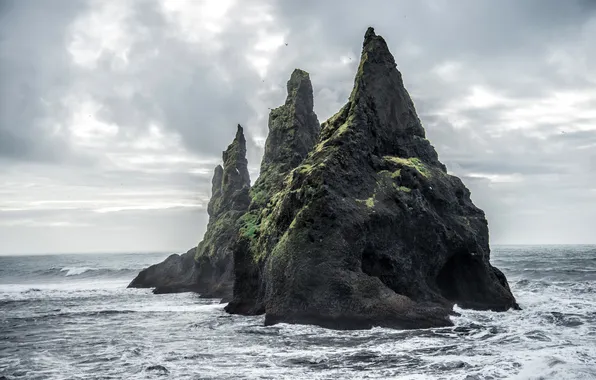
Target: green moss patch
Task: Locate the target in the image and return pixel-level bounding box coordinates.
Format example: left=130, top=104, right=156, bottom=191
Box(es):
left=239, top=212, right=260, bottom=240
left=384, top=156, right=431, bottom=178
left=356, top=195, right=376, bottom=208
left=297, top=164, right=313, bottom=175
left=250, top=189, right=268, bottom=207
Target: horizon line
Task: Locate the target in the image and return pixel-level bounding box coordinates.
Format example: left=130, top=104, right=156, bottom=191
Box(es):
left=1, top=243, right=596, bottom=256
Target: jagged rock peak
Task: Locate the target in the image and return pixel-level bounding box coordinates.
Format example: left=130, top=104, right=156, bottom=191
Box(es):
left=128, top=124, right=252, bottom=298
left=319, top=26, right=438, bottom=167
left=226, top=69, right=321, bottom=312
left=361, top=27, right=394, bottom=63
left=222, top=124, right=248, bottom=177
left=217, top=124, right=251, bottom=213
left=363, top=26, right=376, bottom=42
left=355, top=26, right=426, bottom=140
left=190, top=124, right=253, bottom=298
left=235, top=123, right=246, bottom=143
left=284, top=68, right=314, bottom=111
left=263, top=69, right=319, bottom=165
left=247, top=69, right=320, bottom=211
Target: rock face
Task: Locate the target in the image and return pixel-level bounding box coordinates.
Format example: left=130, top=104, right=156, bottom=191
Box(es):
left=226, top=28, right=518, bottom=329
left=128, top=125, right=251, bottom=297
left=227, top=69, right=320, bottom=314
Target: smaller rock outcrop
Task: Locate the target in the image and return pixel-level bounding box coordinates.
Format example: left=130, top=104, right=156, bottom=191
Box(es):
left=145, top=365, right=169, bottom=375
left=127, top=247, right=197, bottom=293
left=128, top=125, right=251, bottom=298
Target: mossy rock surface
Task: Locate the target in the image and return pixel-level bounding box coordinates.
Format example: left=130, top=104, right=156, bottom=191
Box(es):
left=227, top=28, right=518, bottom=329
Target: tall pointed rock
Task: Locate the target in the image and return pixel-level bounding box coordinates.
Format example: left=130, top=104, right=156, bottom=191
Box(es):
left=227, top=28, right=518, bottom=329
left=191, top=124, right=251, bottom=298
left=251, top=69, right=320, bottom=209
left=128, top=126, right=251, bottom=298
left=227, top=69, right=320, bottom=314
left=208, top=125, right=251, bottom=216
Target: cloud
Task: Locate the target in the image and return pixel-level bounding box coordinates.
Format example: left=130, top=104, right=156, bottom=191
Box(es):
left=1, top=0, right=596, bottom=253
left=0, top=0, right=92, bottom=162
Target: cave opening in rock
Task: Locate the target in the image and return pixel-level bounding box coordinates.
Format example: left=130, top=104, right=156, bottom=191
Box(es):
left=436, top=252, right=486, bottom=303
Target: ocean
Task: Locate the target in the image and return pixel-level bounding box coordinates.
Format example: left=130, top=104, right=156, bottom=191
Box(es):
left=1, top=246, right=595, bottom=380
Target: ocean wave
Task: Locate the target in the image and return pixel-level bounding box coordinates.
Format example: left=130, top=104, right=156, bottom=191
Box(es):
left=4, top=309, right=138, bottom=322
left=0, top=282, right=131, bottom=302
left=26, top=266, right=139, bottom=279
left=60, top=266, right=97, bottom=276
left=520, top=267, right=596, bottom=273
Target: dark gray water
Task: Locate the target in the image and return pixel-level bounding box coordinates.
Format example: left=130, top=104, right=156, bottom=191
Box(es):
left=1, top=246, right=595, bottom=379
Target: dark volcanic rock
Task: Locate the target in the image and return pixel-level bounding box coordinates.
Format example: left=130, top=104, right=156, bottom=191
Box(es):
left=227, top=69, right=320, bottom=314
left=128, top=126, right=251, bottom=298
left=226, top=27, right=518, bottom=329
left=191, top=124, right=251, bottom=299
left=146, top=365, right=169, bottom=375
left=127, top=247, right=197, bottom=293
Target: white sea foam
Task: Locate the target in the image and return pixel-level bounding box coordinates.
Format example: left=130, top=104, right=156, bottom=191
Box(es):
left=0, top=279, right=130, bottom=301
left=1, top=248, right=595, bottom=379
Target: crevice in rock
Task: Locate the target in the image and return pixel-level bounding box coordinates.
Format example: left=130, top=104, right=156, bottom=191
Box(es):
left=360, top=243, right=404, bottom=295
left=361, top=245, right=392, bottom=279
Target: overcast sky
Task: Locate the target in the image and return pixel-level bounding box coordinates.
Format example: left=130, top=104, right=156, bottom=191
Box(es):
left=1, top=0, right=595, bottom=254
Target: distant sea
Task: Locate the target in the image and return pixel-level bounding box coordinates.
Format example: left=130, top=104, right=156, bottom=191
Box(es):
left=1, top=246, right=595, bottom=380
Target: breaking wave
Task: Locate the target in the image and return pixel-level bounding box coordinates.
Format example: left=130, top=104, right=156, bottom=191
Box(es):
left=60, top=267, right=97, bottom=276
left=27, top=266, right=138, bottom=279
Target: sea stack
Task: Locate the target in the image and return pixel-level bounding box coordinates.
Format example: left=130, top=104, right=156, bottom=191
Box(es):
left=189, top=124, right=251, bottom=298
left=128, top=125, right=251, bottom=298
left=226, top=27, right=518, bottom=329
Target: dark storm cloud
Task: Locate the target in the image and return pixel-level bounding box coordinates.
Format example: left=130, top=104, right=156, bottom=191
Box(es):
left=268, top=0, right=595, bottom=69
left=269, top=0, right=596, bottom=113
